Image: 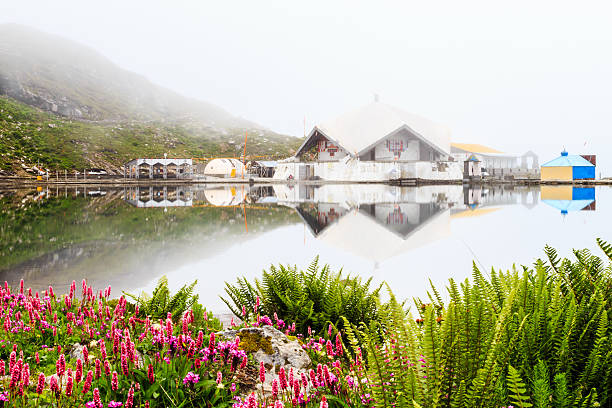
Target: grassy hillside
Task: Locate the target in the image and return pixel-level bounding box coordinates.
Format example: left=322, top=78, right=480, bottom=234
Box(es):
left=0, top=24, right=303, bottom=175
left=0, top=96, right=301, bottom=174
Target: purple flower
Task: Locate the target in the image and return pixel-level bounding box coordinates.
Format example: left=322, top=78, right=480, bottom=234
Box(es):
left=108, top=402, right=123, bottom=408
left=183, top=371, right=200, bottom=386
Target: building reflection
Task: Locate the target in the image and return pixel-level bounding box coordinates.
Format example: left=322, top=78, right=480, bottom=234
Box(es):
left=276, top=184, right=540, bottom=263
left=541, top=186, right=596, bottom=214
left=124, top=186, right=193, bottom=207
left=118, top=182, right=561, bottom=262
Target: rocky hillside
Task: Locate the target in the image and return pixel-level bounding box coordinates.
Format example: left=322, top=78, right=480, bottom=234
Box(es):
left=0, top=24, right=256, bottom=126
left=0, top=24, right=301, bottom=174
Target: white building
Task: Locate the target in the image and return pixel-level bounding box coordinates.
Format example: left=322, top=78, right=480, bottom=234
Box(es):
left=273, top=101, right=462, bottom=182
left=450, top=143, right=539, bottom=179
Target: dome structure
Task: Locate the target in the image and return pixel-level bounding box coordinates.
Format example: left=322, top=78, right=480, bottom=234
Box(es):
left=204, top=158, right=246, bottom=178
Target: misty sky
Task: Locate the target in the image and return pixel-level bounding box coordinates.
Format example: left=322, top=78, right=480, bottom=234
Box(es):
left=2, top=0, right=612, bottom=174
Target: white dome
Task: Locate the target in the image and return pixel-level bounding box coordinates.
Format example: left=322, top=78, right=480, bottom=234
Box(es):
left=204, top=158, right=246, bottom=178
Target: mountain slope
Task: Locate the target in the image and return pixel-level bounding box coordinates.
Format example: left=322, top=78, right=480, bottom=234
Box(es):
left=0, top=96, right=300, bottom=174
left=0, top=24, right=302, bottom=174
left=0, top=23, right=254, bottom=127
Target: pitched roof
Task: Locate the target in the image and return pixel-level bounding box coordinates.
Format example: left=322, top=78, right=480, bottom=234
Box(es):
left=542, top=199, right=595, bottom=212
left=299, top=102, right=450, bottom=157
left=541, top=154, right=594, bottom=167
left=451, top=143, right=504, bottom=154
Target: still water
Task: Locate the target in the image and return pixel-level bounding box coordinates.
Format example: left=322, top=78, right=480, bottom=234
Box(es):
left=0, top=183, right=609, bottom=311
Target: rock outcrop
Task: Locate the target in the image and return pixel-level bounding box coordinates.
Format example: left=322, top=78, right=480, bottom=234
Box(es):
left=217, top=325, right=311, bottom=391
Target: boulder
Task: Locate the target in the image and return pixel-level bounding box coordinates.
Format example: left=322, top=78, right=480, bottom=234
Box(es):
left=217, top=325, right=311, bottom=390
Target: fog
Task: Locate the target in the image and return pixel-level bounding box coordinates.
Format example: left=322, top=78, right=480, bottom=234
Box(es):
left=2, top=0, right=612, bottom=174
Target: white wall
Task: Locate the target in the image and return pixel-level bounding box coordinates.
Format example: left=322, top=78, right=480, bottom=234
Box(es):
left=274, top=160, right=463, bottom=181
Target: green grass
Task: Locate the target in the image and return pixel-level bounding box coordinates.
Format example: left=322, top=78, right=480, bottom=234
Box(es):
left=0, top=96, right=302, bottom=173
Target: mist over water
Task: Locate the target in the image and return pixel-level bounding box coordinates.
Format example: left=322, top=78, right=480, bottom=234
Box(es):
left=1, top=183, right=609, bottom=311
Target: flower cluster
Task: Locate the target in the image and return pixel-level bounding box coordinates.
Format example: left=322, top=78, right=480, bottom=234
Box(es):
left=0, top=279, right=240, bottom=407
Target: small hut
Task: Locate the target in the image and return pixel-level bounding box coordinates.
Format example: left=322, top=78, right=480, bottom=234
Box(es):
left=541, top=151, right=595, bottom=181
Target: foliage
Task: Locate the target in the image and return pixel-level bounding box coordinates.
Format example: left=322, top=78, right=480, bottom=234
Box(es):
left=221, top=257, right=383, bottom=336
left=124, top=276, right=219, bottom=330
left=3, top=240, right=611, bottom=407
left=341, top=240, right=612, bottom=408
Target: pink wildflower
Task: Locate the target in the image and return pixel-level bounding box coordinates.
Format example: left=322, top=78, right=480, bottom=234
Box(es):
left=36, top=373, right=45, bottom=394
left=335, top=333, right=343, bottom=356
left=147, top=364, right=154, bottom=383
left=66, top=375, right=73, bottom=396
left=209, top=332, right=215, bottom=352
left=125, top=387, right=134, bottom=408
left=272, top=379, right=279, bottom=400
left=50, top=375, right=59, bottom=394
left=76, top=359, right=83, bottom=383
left=56, top=354, right=66, bottom=377
left=22, top=363, right=30, bottom=386
left=82, top=370, right=93, bottom=393
left=93, top=388, right=103, bottom=408
left=259, top=361, right=266, bottom=383
left=279, top=367, right=287, bottom=390
left=111, top=371, right=118, bottom=391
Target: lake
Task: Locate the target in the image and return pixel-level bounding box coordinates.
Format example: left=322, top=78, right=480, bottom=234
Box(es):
left=0, top=183, right=609, bottom=312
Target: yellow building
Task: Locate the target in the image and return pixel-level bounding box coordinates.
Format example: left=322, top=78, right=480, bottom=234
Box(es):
left=540, top=152, right=595, bottom=181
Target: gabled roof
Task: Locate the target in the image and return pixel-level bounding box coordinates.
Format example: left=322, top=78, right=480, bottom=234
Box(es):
left=451, top=143, right=504, bottom=154
left=297, top=102, right=450, bottom=157
left=542, top=155, right=594, bottom=167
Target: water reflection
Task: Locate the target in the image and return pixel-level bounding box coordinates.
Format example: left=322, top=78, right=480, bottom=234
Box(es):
left=0, top=183, right=604, bottom=311
left=541, top=186, right=596, bottom=214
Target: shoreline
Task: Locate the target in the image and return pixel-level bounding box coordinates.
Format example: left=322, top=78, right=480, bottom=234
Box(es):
left=1, top=176, right=612, bottom=188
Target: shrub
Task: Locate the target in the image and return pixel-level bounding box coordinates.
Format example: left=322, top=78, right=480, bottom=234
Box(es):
left=125, top=276, right=220, bottom=330
left=221, top=257, right=382, bottom=336
left=341, top=239, right=612, bottom=408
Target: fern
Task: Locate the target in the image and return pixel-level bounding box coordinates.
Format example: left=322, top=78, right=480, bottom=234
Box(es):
left=596, top=238, right=612, bottom=261
left=552, top=373, right=571, bottom=408
left=125, top=276, right=202, bottom=323
left=532, top=360, right=551, bottom=408
left=222, top=257, right=382, bottom=336
left=507, top=365, right=533, bottom=408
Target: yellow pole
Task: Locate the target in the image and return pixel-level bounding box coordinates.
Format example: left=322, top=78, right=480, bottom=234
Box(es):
left=242, top=131, right=248, bottom=179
